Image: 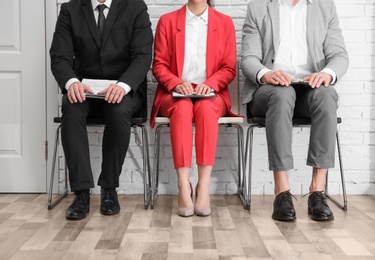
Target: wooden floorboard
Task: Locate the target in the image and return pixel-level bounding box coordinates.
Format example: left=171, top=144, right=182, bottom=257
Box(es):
left=0, top=194, right=374, bottom=259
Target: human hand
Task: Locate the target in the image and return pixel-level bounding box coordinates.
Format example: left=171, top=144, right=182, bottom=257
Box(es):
left=194, top=84, right=212, bottom=95
left=98, top=83, right=126, bottom=104
left=304, top=72, right=333, bottom=88
left=174, top=82, right=194, bottom=95
left=67, top=82, right=93, bottom=103
left=260, top=70, right=292, bottom=86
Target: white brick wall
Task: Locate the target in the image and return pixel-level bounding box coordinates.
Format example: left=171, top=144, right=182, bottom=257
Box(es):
left=56, top=0, right=375, bottom=195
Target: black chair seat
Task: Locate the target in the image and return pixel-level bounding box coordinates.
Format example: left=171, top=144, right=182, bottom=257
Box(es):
left=247, top=117, right=342, bottom=125
left=53, top=116, right=147, bottom=125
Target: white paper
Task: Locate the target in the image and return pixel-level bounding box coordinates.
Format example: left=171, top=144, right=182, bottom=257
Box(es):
left=82, top=78, right=117, bottom=98
left=172, top=91, right=216, bottom=98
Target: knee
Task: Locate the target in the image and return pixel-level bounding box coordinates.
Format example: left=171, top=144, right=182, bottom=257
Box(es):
left=193, top=100, right=218, bottom=118
left=106, top=105, right=132, bottom=123
left=169, top=99, right=193, bottom=118
left=268, top=87, right=296, bottom=112
left=61, top=99, right=87, bottom=122
left=311, top=87, right=338, bottom=106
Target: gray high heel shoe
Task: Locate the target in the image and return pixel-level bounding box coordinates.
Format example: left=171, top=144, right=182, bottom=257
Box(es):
left=177, top=182, right=194, bottom=217
left=194, top=184, right=211, bottom=217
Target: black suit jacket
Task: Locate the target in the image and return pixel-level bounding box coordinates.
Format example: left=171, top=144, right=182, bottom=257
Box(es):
left=50, top=0, right=153, bottom=98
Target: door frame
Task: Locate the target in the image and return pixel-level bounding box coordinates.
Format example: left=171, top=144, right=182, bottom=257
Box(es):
left=45, top=0, right=59, bottom=193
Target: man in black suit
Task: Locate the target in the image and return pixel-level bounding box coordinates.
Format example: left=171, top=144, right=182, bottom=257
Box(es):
left=50, top=0, right=153, bottom=220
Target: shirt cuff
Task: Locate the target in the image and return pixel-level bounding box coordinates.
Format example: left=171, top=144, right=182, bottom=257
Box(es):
left=116, top=82, right=132, bottom=95
left=65, top=78, right=80, bottom=91
left=321, top=68, right=337, bottom=84
left=257, top=68, right=272, bottom=84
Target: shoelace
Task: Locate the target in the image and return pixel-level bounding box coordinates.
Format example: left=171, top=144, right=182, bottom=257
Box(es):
left=277, top=191, right=297, bottom=204
left=72, top=192, right=88, bottom=207
left=302, top=190, right=326, bottom=198
left=102, top=188, right=118, bottom=198
left=303, top=191, right=328, bottom=205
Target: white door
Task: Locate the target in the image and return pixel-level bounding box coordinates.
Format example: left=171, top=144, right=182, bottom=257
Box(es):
left=0, top=0, right=46, bottom=192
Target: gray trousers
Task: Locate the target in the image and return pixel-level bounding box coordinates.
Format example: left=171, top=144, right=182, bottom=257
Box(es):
left=249, top=84, right=338, bottom=171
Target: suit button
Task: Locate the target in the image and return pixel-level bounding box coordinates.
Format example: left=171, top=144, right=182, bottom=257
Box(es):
left=102, top=63, right=106, bottom=68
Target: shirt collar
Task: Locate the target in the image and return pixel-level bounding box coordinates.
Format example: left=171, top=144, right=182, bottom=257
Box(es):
left=186, top=4, right=209, bottom=24
left=92, top=0, right=112, bottom=10
left=277, top=0, right=312, bottom=4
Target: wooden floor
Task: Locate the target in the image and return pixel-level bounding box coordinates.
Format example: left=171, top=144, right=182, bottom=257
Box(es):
left=0, top=194, right=374, bottom=260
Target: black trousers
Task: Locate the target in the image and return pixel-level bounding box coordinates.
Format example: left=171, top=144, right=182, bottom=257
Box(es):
left=61, top=94, right=142, bottom=191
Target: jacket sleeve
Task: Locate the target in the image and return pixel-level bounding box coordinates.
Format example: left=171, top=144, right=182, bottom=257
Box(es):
left=49, top=3, right=77, bottom=93
left=117, top=0, right=153, bottom=94
left=323, top=0, right=349, bottom=81
left=241, top=2, right=267, bottom=86
left=204, top=15, right=237, bottom=93
left=152, top=15, right=183, bottom=92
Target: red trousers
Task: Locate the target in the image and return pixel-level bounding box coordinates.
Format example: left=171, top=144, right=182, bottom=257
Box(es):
left=159, top=95, right=227, bottom=168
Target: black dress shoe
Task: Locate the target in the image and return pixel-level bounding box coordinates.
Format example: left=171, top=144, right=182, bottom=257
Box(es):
left=66, top=189, right=90, bottom=220
left=307, top=191, right=334, bottom=221
left=272, top=190, right=296, bottom=221
left=100, top=188, right=120, bottom=215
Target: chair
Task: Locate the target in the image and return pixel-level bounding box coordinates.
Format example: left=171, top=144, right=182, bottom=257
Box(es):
left=151, top=65, right=250, bottom=209
left=48, top=97, right=152, bottom=210
left=244, top=106, right=348, bottom=211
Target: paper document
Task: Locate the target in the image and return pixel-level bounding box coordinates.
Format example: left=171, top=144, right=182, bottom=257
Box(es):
left=172, top=91, right=216, bottom=98
left=291, top=80, right=310, bottom=86
left=82, top=78, right=117, bottom=98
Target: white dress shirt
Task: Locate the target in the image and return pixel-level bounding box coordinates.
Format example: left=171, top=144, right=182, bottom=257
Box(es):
left=257, top=0, right=336, bottom=84
left=181, top=5, right=208, bottom=85
left=65, top=0, right=131, bottom=95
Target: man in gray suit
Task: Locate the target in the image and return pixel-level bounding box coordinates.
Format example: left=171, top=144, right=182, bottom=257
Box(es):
left=241, top=0, right=348, bottom=221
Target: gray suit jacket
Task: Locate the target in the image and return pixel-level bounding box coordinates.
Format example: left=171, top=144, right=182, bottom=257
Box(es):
left=241, top=0, right=349, bottom=104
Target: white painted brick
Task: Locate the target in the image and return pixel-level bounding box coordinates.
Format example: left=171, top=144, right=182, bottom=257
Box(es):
left=365, top=30, right=375, bottom=43
left=362, top=107, right=375, bottom=119
left=336, top=5, right=365, bottom=17
left=339, top=132, right=363, bottom=145
left=340, top=94, right=373, bottom=107
left=337, top=107, right=364, bottom=119
left=363, top=133, right=375, bottom=145
left=345, top=17, right=374, bottom=30
left=364, top=82, right=375, bottom=93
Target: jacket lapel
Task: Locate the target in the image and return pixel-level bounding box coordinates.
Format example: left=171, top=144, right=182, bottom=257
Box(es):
left=82, top=0, right=101, bottom=48
left=175, top=6, right=186, bottom=78
left=206, top=7, right=217, bottom=78
left=268, top=0, right=280, bottom=57
left=101, top=0, right=121, bottom=46
left=306, top=0, right=318, bottom=71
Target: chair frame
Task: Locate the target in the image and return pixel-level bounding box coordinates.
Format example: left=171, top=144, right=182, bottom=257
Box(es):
left=244, top=117, right=348, bottom=211
left=48, top=117, right=152, bottom=210
left=151, top=65, right=250, bottom=209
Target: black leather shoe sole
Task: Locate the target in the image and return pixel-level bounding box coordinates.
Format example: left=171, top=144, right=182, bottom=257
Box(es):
left=100, top=207, right=120, bottom=215
left=308, top=208, right=334, bottom=221
left=66, top=207, right=90, bottom=220
left=272, top=214, right=296, bottom=221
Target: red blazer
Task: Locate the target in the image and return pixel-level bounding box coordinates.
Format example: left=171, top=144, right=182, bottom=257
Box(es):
left=150, top=5, right=238, bottom=128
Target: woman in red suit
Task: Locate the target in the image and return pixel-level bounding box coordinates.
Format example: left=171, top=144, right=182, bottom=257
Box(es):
left=150, top=0, right=238, bottom=217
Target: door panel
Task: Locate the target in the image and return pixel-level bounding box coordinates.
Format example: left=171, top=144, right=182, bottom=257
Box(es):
left=0, top=0, right=46, bottom=192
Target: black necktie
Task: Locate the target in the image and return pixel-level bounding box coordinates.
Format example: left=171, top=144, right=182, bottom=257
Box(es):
left=97, top=5, right=106, bottom=38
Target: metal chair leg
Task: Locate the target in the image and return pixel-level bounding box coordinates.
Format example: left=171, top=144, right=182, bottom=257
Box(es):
left=325, top=129, right=348, bottom=210
left=151, top=124, right=167, bottom=209
left=244, top=125, right=256, bottom=210
left=230, top=124, right=249, bottom=210
left=48, top=125, right=68, bottom=210
left=133, top=124, right=152, bottom=210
